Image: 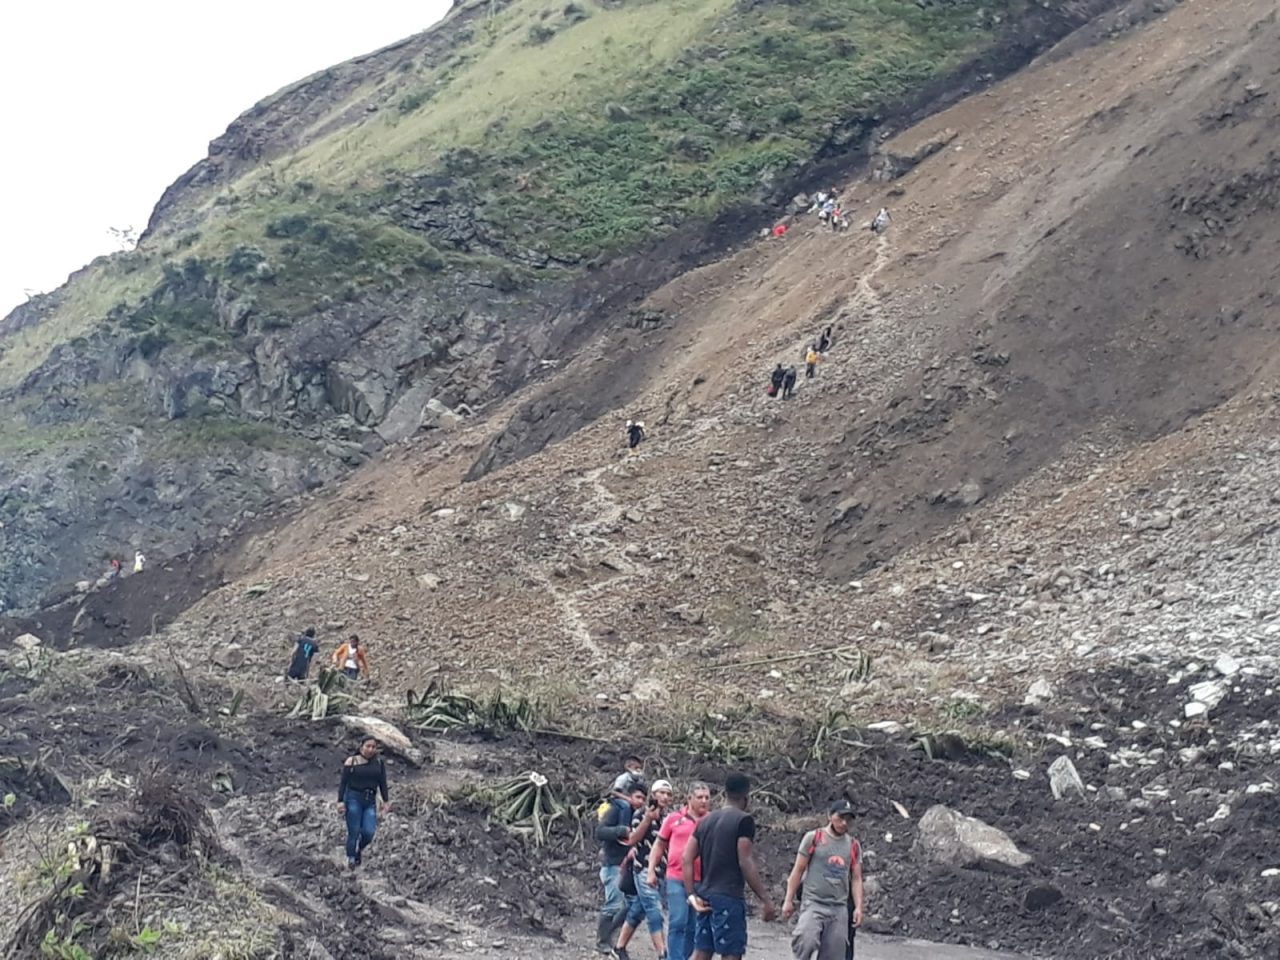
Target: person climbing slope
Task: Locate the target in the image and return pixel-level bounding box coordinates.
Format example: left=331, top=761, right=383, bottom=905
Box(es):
left=805, top=346, right=822, bottom=379
left=286, top=627, right=321, bottom=681
left=337, top=736, right=391, bottom=869
left=782, top=366, right=798, bottom=399
left=626, top=420, right=647, bottom=451
left=332, top=635, right=370, bottom=680
left=769, top=364, right=786, bottom=398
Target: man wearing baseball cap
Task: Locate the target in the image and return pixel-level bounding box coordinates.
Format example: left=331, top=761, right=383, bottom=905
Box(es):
left=781, top=799, right=864, bottom=960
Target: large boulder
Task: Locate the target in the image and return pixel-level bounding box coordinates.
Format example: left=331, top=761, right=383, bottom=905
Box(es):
left=913, top=804, right=1032, bottom=870
left=339, top=715, right=425, bottom=767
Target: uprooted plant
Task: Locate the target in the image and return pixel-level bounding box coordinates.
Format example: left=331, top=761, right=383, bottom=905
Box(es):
left=4, top=768, right=218, bottom=959
left=405, top=678, right=542, bottom=734
left=461, top=771, right=567, bottom=845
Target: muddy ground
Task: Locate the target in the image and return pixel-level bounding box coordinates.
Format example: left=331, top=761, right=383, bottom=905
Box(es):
left=2, top=642, right=1276, bottom=959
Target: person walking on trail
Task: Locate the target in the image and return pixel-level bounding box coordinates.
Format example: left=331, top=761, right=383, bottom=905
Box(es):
left=805, top=346, right=822, bottom=379
left=133, top=550, right=146, bottom=573
left=769, top=364, right=786, bottom=398
left=870, top=208, right=891, bottom=234
left=782, top=801, right=864, bottom=960
left=612, top=779, right=675, bottom=960
left=596, top=785, right=649, bottom=954
left=332, top=635, right=369, bottom=680
left=626, top=420, right=647, bottom=451
left=782, top=366, right=798, bottom=400
left=683, top=772, right=777, bottom=960
left=650, top=782, right=712, bottom=960
left=286, top=627, right=321, bottom=681
left=337, top=736, right=390, bottom=869
left=107, top=558, right=122, bottom=580
left=817, top=327, right=833, bottom=354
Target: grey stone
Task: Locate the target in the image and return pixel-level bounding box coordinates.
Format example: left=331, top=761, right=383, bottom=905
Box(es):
left=913, top=804, right=1032, bottom=870
left=211, top=643, right=246, bottom=670
left=1048, top=756, right=1086, bottom=800
left=340, top=716, right=424, bottom=766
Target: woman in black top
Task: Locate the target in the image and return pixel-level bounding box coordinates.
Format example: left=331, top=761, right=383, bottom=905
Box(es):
left=337, top=736, right=390, bottom=868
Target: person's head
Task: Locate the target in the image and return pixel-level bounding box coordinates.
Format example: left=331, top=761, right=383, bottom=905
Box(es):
left=304, top=627, right=316, bottom=638
left=724, top=772, right=751, bottom=809
left=624, top=755, right=643, bottom=775
left=828, top=799, right=855, bottom=834
left=627, top=786, right=648, bottom=810
left=687, top=781, right=712, bottom=816
left=358, top=736, right=379, bottom=760
left=349, top=634, right=360, bottom=648
left=650, top=779, right=674, bottom=809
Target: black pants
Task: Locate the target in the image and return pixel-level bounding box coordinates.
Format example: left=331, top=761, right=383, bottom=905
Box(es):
left=782, top=381, right=795, bottom=398
left=806, top=363, right=816, bottom=378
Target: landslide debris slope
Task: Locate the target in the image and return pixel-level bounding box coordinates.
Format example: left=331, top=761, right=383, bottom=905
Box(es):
left=0, top=0, right=1113, bottom=612
left=2, top=1, right=1280, bottom=959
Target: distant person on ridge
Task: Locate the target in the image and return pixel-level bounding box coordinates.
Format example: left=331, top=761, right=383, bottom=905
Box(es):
left=683, top=772, right=777, bottom=960
left=870, top=208, right=891, bottom=234
left=626, top=420, right=646, bottom=451
left=286, top=627, right=322, bottom=681
left=805, top=346, right=822, bottom=379
left=332, top=635, right=369, bottom=680
left=782, top=366, right=798, bottom=400
left=769, top=364, right=786, bottom=398
left=133, top=550, right=146, bottom=573
left=817, top=327, right=833, bottom=354
left=782, top=800, right=864, bottom=960
left=337, top=736, right=390, bottom=869
left=107, top=558, right=122, bottom=580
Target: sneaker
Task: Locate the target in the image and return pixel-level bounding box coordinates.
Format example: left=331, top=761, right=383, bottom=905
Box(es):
left=594, top=944, right=612, bottom=956
left=346, top=858, right=357, bottom=870
left=611, top=949, right=631, bottom=960
left=354, top=852, right=362, bottom=866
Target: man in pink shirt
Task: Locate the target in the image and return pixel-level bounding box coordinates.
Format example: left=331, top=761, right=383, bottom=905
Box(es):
left=646, top=782, right=712, bottom=960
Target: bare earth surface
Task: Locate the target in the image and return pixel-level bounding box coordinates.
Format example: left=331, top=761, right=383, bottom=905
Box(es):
left=3, top=1, right=1280, bottom=958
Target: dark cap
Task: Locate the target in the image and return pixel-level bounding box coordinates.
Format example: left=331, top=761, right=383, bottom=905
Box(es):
left=830, top=800, right=855, bottom=817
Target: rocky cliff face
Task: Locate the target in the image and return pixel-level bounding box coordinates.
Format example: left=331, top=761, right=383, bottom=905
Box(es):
left=0, top=0, right=1128, bottom=612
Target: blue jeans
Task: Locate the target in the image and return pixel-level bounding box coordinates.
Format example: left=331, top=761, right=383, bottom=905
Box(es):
left=599, top=865, right=631, bottom=921
left=667, top=878, right=694, bottom=960
left=343, top=789, right=377, bottom=861
left=693, top=894, right=747, bottom=956
left=626, top=869, right=665, bottom=934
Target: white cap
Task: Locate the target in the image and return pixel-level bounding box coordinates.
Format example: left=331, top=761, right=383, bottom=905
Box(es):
left=651, top=779, right=674, bottom=794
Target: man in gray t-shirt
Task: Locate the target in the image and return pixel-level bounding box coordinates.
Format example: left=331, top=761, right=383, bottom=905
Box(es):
left=782, top=800, right=864, bottom=960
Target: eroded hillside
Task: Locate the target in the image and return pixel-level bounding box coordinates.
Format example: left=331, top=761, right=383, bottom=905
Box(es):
left=0, top=0, right=1123, bottom=610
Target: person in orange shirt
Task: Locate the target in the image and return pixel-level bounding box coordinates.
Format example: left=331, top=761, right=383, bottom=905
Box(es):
left=805, top=346, right=822, bottom=379
left=332, top=635, right=370, bottom=680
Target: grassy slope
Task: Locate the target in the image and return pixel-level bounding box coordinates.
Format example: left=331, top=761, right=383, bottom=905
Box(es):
left=1, top=0, right=1025, bottom=399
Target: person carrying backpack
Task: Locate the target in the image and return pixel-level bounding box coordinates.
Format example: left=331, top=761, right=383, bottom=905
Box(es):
left=595, top=784, right=647, bottom=954
left=782, top=800, right=864, bottom=960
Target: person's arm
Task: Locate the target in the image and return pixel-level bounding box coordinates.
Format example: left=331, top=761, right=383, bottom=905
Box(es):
left=625, top=807, right=657, bottom=845
left=682, top=834, right=700, bottom=897
left=337, top=758, right=351, bottom=806
left=378, top=760, right=389, bottom=803
left=646, top=835, right=667, bottom=886
left=851, top=843, right=864, bottom=926
left=332, top=644, right=346, bottom=667
left=782, top=849, right=810, bottom=920
left=738, top=827, right=776, bottom=921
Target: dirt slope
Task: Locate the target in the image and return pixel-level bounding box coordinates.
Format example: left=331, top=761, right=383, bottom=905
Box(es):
left=163, top=0, right=1280, bottom=708
left=4, top=2, right=1280, bottom=959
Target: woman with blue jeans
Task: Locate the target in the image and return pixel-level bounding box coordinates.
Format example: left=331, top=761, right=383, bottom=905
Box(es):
left=611, top=780, right=674, bottom=960
left=337, top=736, right=390, bottom=868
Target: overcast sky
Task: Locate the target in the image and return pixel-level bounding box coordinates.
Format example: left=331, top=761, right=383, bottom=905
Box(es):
left=0, top=1, right=453, bottom=318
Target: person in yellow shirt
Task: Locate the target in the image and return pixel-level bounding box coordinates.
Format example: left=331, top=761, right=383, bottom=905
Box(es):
left=332, top=635, right=370, bottom=680
left=805, top=346, right=822, bottom=379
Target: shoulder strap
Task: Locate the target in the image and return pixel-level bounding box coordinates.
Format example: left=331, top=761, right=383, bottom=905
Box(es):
left=806, top=828, right=826, bottom=858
